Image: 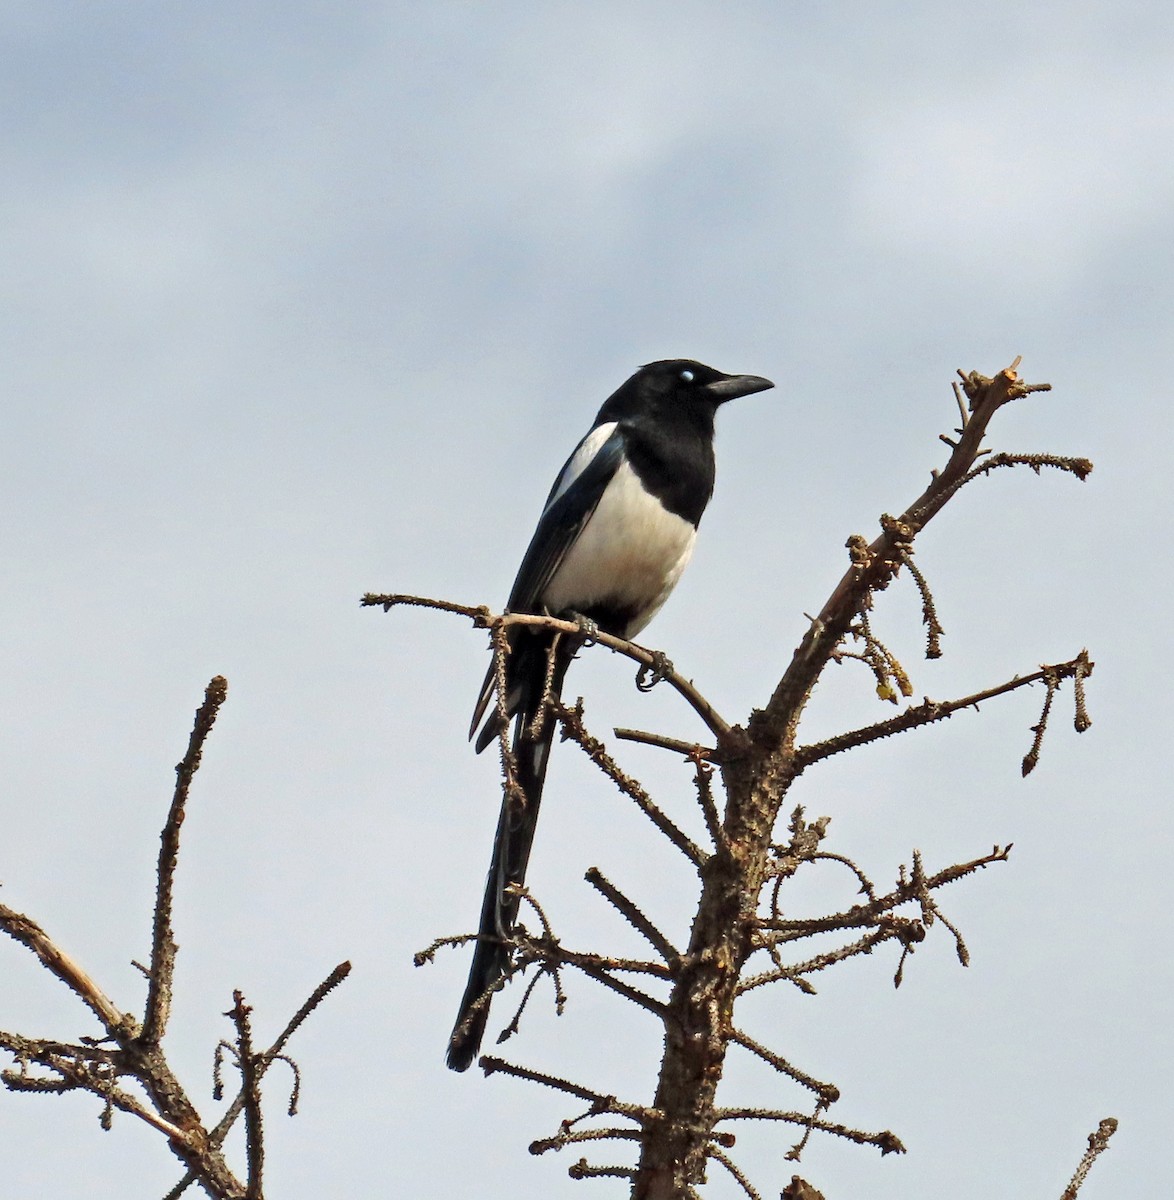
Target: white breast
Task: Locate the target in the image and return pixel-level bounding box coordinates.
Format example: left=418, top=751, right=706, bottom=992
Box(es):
left=542, top=459, right=697, bottom=639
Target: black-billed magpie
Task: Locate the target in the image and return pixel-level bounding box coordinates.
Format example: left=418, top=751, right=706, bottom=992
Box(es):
left=447, top=358, right=773, bottom=1072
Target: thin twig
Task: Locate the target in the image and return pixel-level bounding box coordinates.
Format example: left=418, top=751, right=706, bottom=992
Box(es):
left=613, top=727, right=717, bottom=761
left=707, top=1144, right=763, bottom=1199
left=963, top=450, right=1093, bottom=486
left=521, top=938, right=670, bottom=1014
left=738, top=927, right=906, bottom=995
left=496, top=968, right=550, bottom=1046
left=144, top=676, right=229, bottom=1045
left=898, top=548, right=944, bottom=659
left=1023, top=669, right=1059, bottom=776
left=584, top=868, right=679, bottom=965
left=569, top=1160, right=638, bottom=1181
left=203, top=962, right=351, bottom=1153
left=1060, top=1117, right=1118, bottom=1200
left=692, top=757, right=726, bottom=853
left=753, top=845, right=1011, bottom=941
left=531, top=1126, right=642, bottom=1154
left=362, top=595, right=732, bottom=741
left=728, top=1028, right=839, bottom=1103
left=556, top=702, right=706, bottom=869
left=480, top=1056, right=649, bottom=1119
left=0, top=905, right=131, bottom=1035
left=228, top=992, right=264, bottom=1200
left=1073, top=649, right=1093, bottom=732
left=796, top=656, right=1091, bottom=769
left=714, top=1107, right=905, bottom=1156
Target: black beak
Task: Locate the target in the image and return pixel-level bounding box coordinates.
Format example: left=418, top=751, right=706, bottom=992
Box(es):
left=701, top=373, right=775, bottom=404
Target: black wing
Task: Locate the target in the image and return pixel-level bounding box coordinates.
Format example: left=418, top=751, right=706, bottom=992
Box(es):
left=468, top=426, right=626, bottom=744
left=506, top=425, right=626, bottom=612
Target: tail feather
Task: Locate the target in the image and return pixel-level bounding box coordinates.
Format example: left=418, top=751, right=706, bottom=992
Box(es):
left=447, top=642, right=568, bottom=1071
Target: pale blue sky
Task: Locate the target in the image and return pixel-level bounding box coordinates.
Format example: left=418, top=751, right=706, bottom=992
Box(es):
left=1, top=4, right=1169, bottom=1197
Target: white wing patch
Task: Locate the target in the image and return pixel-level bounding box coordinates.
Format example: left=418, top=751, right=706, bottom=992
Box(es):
left=543, top=459, right=697, bottom=640
left=545, top=422, right=619, bottom=511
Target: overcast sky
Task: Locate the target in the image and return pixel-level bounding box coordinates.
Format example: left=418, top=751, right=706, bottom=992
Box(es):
left=1, top=4, right=1170, bottom=1198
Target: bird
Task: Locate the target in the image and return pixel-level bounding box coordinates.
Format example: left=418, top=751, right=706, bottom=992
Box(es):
left=447, top=358, right=773, bottom=1072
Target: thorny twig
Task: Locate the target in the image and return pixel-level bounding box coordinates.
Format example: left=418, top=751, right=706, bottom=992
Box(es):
left=531, top=1126, right=643, bottom=1155
left=1060, top=1117, right=1118, bottom=1200
left=144, top=676, right=228, bottom=1046
left=555, top=699, right=706, bottom=868
left=714, top=1106, right=906, bottom=1157
left=832, top=602, right=913, bottom=705
left=361, top=595, right=733, bottom=742
left=708, top=1144, right=764, bottom=1199
left=692, top=756, right=727, bottom=853
left=585, top=868, right=679, bottom=966
left=1019, top=653, right=1097, bottom=775
left=796, top=655, right=1092, bottom=770
left=728, top=1028, right=839, bottom=1104
left=480, top=1055, right=649, bottom=1118
left=228, top=993, right=264, bottom=1200
left=1, top=680, right=351, bottom=1200
left=898, top=546, right=944, bottom=659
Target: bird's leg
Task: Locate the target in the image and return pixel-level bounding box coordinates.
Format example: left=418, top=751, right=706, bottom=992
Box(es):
left=562, top=609, right=600, bottom=647
left=636, top=650, right=674, bottom=693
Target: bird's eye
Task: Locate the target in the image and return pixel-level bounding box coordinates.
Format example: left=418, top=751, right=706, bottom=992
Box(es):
left=680, top=369, right=694, bottom=383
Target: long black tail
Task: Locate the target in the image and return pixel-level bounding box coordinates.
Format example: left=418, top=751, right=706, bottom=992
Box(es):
left=447, top=642, right=569, bottom=1071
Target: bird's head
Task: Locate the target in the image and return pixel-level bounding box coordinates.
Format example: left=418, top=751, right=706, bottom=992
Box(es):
left=596, top=359, right=774, bottom=430
left=648, top=359, right=774, bottom=405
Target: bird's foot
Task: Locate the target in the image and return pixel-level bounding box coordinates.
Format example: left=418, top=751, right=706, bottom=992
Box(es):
left=565, top=610, right=600, bottom=647
left=636, top=650, right=674, bottom=693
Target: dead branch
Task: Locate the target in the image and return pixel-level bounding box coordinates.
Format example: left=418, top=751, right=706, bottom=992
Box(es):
left=0, top=905, right=133, bottom=1036
left=707, top=1144, right=763, bottom=1199
left=728, top=1028, right=839, bottom=1104
left=796, top=654, right=1092, bottom=770
left=227, top=993, right=264, bottom=1200
left=752, top=362, right=1069, bottom=757
left=1, top=680, right=351, bottom=1200
left=480, top=1055, right=649, bottom=1119
left=531, top=1126, right=643, bottom=1155
left=630, top=361, right=1088, bottom=1199
left=361, top=595, right=732, bottom=743
left=144, top=676, right=229, bottom=1046
left=555, top=700, right=707, bottom=869
left=1060, top=1117, right=1118, bottom=1200
left=613, top=727, right=717, bottom=761
left=714, top=1107, right=906, bottom=1156
left=585, top=868, right=679, bottom=966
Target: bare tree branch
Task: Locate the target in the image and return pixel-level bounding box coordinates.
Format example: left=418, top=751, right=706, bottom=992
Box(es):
left=361, top=596, right=732, bottom=742
left=0, top=906, right=133, bottom=1036
left=480, top=1055, right=649, bottom=1119
left=144, top=676, right=229, bottom=1046
left=613, top=727, right=717, bottom=760
left=3, top=679, right=351, bottom=1200
left=1060, top=1117, right=1118, bottom=1200
left=555, top=700, right=706, bottom=869
left=795, top=654, right=1092, bottom=769
left=752, top=362, right=1067, bottom=757
left=585, top=868, right=679, bottom=966
left=227, top=993, right=264, bottom=1200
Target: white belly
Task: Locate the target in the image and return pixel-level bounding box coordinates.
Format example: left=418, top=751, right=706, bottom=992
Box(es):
left=542, top=460, right=697, bottom=639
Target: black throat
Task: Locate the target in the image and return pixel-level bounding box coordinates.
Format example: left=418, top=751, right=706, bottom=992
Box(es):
left=620, top=408, right=716, bottom=528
